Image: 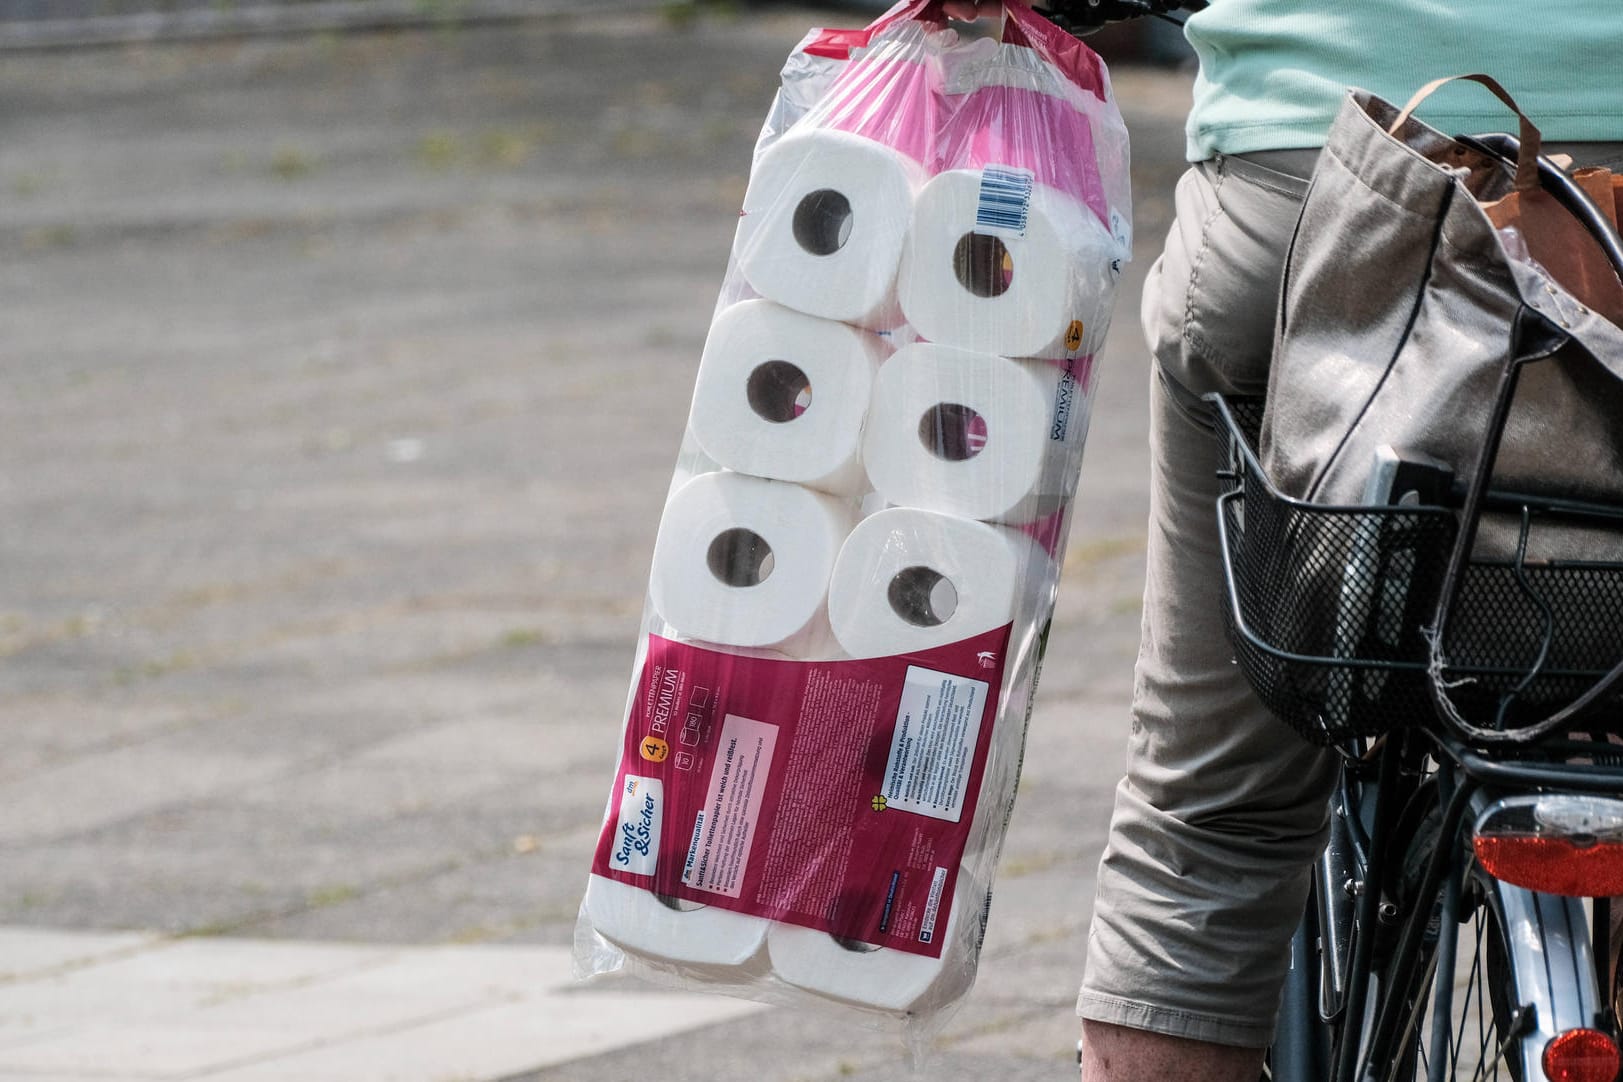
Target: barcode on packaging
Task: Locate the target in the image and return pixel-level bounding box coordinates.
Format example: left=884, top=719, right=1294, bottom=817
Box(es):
left=974, top=165, right=1035, bottom=238
left=919, top=865, right=949, bottom=944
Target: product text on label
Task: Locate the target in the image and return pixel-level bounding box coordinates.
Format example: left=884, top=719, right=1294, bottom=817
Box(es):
left=1051, top=364, right=1077, bottom=441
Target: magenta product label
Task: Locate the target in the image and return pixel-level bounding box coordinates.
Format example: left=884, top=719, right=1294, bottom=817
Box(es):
left=682, top=714, right=778, bottom=899
left=590, top=626, right=1013, bottom=959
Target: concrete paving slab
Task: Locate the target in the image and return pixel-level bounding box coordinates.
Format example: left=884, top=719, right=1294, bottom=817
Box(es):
left=31, top=933, right=390, bottom=987
left=0, top=782, right=601, bottom=939
left=199, top=992, right=762, bottom=1082
left=352, top=715, right=567, bottom=774
left=0, top=927, right=158, bottom=981
left=507, top=1001, right=913, bottom=1082
left=0, top=700, right=206, bottom=783
left=0, top=928, right=761, bottom=1081
left=0, top=1021, right=336, bottom=1077
left=0, top=940, right=390, bottom=1034
left=229, top=759, right=530, bottom=816
left=0, top=744, right=289, bottom=846
left=972, top=924, right=1095, bottom=1010
left=238, top=840, right=591, bottom=947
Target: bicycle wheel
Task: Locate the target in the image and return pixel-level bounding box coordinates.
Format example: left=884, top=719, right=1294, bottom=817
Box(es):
left=1366, top=848, right=1601, bottom=1081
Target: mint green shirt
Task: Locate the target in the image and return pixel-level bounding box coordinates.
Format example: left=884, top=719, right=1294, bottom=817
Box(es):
left=1184, top=1, right=1623, bottom=160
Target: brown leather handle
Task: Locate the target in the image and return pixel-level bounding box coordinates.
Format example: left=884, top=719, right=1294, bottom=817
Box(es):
left=1390, top=73, right=1542, bottom=191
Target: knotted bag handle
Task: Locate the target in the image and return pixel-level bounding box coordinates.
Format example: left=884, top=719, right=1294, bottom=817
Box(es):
left=860, top=0, right=1109, bottom=99
left=1389, top=73, right=1542, bottom=192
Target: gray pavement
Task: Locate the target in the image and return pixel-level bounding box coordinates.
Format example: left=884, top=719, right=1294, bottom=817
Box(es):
left=0, top=8, right=1194, bottom=1080
left=0, top=928, right=764, bottom=1078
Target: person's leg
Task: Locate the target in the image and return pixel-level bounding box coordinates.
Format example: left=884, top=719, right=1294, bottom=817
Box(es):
left=1079, top=358, right=1334, bottom=1070
left=1080, top=1019, right=1262, bottom=1082
left=1076, top=153, right=1337, bottom=1072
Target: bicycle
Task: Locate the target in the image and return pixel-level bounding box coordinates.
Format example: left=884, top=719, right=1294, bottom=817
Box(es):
left=1213, top=388, right=1623, bottom=1082
left=1209, top=138, right=1623, bottom=1081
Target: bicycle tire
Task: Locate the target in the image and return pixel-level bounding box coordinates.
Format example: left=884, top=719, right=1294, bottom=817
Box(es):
left=1361, top=850, right=1600, bottom=1081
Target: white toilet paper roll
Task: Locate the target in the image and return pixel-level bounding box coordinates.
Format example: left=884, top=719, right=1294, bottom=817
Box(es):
left=648, top=471, right=856, bottom=653
left=767, top=878, right=983, bottom=1013
left=689, top=300, right=886, bottom=495
left=585, top=874, right=768, bottom=967
left=862, top=344, right=1082, bottom=524
left=896, top=169, right=1118, bottom=359
left=827, top=507, right=1049, bottom=658
left=736, top=129, right=924, bottom=328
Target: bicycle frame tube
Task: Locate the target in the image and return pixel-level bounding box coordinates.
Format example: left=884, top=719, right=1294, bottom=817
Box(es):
left=1317, top=783, right=1364, bottom=1021
left=1422, top=771, right=1461, bottom=1081
left=1358, top=777, right=1477, bottom=1080
left=1334, top=738, right=1405, bottom=1082
left=1270, top=776, right=1363, bottom=1081
left=1276, top=914, right=1329, bottom=1079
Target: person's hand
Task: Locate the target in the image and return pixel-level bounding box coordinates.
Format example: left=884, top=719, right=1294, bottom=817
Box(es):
left=942, top=0, right=1001, bottom=21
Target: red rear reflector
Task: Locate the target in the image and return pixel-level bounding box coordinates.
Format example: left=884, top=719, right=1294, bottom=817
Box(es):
left=1542, top=1028, right=1619, bottom=1082
left=1474, top=834, right=1623, bottom=897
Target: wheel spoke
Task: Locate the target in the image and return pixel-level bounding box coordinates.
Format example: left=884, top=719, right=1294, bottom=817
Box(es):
left=1403, top=874, right=1531, bottom=1082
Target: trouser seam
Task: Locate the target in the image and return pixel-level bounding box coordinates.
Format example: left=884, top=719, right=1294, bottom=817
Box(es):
left=1179, top=157, right=1228, bottom=366
left=1154, top=362, right=1219, bottom=433
left=1076, top=989, right=1275, bottom=1046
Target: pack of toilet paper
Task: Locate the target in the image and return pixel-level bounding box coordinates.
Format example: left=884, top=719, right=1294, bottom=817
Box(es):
left=574, top=0, right=1130, bottom=1038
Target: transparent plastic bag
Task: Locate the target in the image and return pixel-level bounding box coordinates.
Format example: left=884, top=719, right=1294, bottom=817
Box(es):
left=574, top=0, right=1131, bottom=1044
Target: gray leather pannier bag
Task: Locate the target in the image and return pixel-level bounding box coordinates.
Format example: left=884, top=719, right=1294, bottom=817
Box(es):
left=1252, top=75, right=1623, bottom=744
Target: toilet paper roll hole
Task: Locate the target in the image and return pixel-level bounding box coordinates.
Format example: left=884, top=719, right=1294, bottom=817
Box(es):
left=706, top=527, right=776, bottom=588
left=654, top=893, right=707, bottom=913
left=887, top=565, right=960, bottom=627
left=792, top=189, right=854, bottom=256
left=831, top=933, right=885, bottom=954
left=745, top=360, right=813, bottom=423
left=952, top=233, right=1015, bottom=298
left=918, top=403, right=989, bottom=462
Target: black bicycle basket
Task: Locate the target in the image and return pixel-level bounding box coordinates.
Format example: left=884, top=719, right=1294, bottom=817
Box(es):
left=1212, top=394, right=1623, bottom=746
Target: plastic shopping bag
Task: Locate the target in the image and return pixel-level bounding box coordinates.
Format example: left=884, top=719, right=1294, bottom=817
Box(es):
left=574, top=0, right=1131, bottom=1040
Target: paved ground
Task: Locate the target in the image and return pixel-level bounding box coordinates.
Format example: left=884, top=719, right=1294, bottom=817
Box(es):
left=0, top=8, right=1194, bottom=1080
left=0, top=928, right=762, bottom=1079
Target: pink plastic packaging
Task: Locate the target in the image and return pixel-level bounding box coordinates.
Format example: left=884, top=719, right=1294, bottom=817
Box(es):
left=575, top=0, right=1131, bottom=1043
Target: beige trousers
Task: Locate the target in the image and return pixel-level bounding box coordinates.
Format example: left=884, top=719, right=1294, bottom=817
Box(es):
left=1074, top=152, right=1335, bottom=1048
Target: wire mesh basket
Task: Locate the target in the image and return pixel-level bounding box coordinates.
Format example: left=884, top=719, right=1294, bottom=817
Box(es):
left=1212, top=395, right=1623, bottom=746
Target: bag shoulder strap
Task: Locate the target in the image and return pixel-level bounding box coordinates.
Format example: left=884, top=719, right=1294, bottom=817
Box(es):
left=1390, top=73, right=1541, bottom=192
